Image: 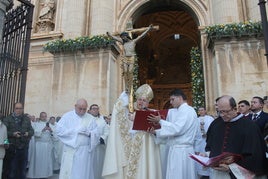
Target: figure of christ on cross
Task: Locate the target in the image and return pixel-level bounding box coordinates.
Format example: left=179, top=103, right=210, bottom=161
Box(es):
left=107, top=24, right=159, bottom=112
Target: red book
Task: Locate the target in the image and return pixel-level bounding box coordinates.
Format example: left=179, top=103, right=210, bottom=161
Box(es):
left=189, top=152, right=243, bottom=167
left=132, top=110, right=168, bottom=131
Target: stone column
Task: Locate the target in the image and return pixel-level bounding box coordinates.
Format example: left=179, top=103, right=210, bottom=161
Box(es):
left=0, top=0, right=12, bottom=45
left=210, top=0, right=239, bottom=24
left=60, top=0, right=88, bottom=38
left=247, top=0, right=262, bottom=20
left=90, top=0, right=114, bottom=35
left=211, top=38, right=267, bottom=100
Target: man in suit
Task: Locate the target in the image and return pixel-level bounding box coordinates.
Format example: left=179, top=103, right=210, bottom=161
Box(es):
left=263, top=96, right=268, bottom=113
left=250, top=96, right=268, bottom=136
left=238, top=100, right=251, bottom=118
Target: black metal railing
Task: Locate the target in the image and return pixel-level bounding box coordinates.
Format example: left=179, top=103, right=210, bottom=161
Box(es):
left=0, top=0, right=34, bottom=116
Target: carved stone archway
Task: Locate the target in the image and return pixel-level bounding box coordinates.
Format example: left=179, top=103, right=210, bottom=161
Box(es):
left=117, top=0, right=208, bottom=32
left=115, top=0, right=208, bottom=109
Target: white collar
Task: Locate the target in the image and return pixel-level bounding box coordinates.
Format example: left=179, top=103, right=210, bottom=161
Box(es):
left=230, top=114, right=244, bottom=122
left=253, top=111, right=262, bottom=116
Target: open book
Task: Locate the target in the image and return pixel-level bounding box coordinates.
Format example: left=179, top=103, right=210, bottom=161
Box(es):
left=189, top=152, right=243, bottom=167
left=132, top=110, right=168, bottom=131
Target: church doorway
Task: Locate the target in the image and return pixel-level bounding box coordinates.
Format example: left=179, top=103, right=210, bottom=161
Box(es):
left=130, top=1, right=200, bottom=109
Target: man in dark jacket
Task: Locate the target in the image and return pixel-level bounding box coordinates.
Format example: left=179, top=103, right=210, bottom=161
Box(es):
left=250, top=96, right=268, bottom=136
left=3, top=102, right=34, bottom=179
left=206, top=95, right=267, bottom=178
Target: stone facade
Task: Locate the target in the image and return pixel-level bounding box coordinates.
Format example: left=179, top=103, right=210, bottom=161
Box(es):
left=26, top=45, right=121, bottom=116
left=24, top=0, right=268, bottom=116
left=204, top=37, right=267, bottom=115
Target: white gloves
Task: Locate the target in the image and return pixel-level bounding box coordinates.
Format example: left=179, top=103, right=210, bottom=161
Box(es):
left=119, top=91, right=129, bottom=107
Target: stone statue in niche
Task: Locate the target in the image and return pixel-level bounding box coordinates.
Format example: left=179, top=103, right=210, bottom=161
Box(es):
left=39, top=0, right=55, bottom=20
left=36, top=0, right=55, bottom=33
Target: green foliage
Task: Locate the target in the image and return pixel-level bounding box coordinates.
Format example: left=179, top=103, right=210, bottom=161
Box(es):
left=190, top=47, right=205, bottom=110
left=43, top=35, right=115, bottom=53
left=133, top=57, right=139, bottom=92
left=204, top=21, right=262, bottom=39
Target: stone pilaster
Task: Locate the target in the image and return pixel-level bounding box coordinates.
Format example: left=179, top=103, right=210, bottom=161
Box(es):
left=210, top=0, right=239, bottom=24
left=90, top=0, right=114, bottom=35
left=209, top=37, right=267, bottom=101
left=60, top=0, right=88, bottom=38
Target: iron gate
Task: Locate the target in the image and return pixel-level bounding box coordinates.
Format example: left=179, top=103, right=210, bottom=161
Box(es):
left=0, top=0, right=34, bottom=116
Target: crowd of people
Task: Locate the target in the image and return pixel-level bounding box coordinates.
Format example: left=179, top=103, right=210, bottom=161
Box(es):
left=0, top=86, right=268, bottom=179
left=0, top=101, right=111, bottom=179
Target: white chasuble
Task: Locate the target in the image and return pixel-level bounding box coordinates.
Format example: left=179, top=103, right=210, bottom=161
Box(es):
left=102, top=92, right=132, bottom=179
left=126, top=131, right=162, bottom=179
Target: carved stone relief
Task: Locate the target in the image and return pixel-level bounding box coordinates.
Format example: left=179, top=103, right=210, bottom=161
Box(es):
left=36, top=0, right=56, bottom=33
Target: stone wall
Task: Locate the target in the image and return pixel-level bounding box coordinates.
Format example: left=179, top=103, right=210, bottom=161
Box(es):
left=25, top=48, right=121, bottom=117
left=206, top=37, right=268, bottom=112
left=90, top=0, right=114, bottom=35
left=209, top=0, right=239, bottom=23
left=24, top=0, right=268, bottom=117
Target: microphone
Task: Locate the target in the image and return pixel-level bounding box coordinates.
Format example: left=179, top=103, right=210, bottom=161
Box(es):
left=143, top=107, right=148, bottom=110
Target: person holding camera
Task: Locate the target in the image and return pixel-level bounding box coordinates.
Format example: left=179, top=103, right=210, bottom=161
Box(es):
left=2, top=102, right=34, bottom=179
left=27, top=111, right=53, bottom=178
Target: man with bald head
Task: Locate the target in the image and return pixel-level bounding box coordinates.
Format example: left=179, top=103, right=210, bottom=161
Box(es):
left=56, top=98, right=100, bottom=179
left=205, top=95, right=267, bottom=178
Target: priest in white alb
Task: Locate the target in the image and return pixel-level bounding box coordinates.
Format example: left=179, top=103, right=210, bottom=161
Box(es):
left=195, top=107, right=214, bottom=178
left=88, top=104, right=110, bottom=179
left=55, top=98, right=100, bottom=179
left=27, top=112, right=53, bottom=179
left=148, top=89, right=200, bottom=179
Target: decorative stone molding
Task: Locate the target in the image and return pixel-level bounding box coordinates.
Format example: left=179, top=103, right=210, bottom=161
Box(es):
left=117, top=0, right=208, bottom=33
left=31, top=31, right=63, bottom=40
left=36, top=19, right=54, bottom=33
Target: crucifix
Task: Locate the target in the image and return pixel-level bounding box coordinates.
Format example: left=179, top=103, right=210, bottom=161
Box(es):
left=107, top=23, right=159, bottom=112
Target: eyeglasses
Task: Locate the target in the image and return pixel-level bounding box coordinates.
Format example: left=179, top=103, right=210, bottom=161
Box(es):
left=15, top=108, right=23, bottom=110
left=218, top=108, right=233, bottom=114
left=78, top=108, right=87, bottom=111
left=91, top=108, right=99, bottom=110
